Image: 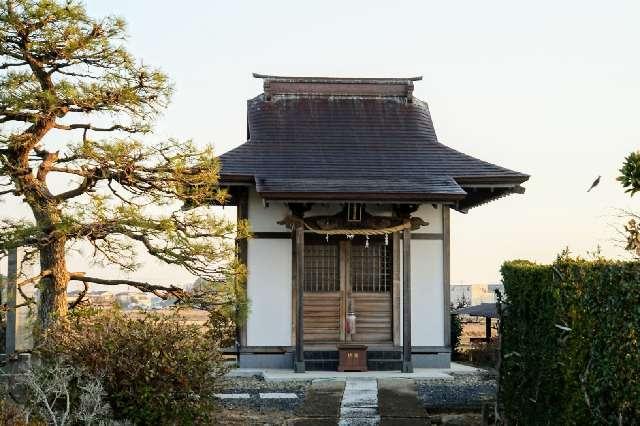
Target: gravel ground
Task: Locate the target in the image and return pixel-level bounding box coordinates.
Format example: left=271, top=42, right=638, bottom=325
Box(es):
left=417, top=372, right=497, bottom=413
left=216, top=377, right=311, bottom=412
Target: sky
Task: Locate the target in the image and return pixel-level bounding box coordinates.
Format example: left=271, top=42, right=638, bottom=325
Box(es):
left=3, top=0, right=640, bottom=287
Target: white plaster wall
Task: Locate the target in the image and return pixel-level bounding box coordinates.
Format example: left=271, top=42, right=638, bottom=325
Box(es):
left=246, top=239, right=292, bottom=346
left=409, top=239, right=444, bottom=346
left=412, top=204, right=443, bottom=234
left=248, top=188, right=290, bottom=232
left=399, top=202, right=445, bottom=347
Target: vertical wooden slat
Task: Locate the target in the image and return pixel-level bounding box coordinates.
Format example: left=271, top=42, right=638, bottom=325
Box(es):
left=402, top=227, right=413, bottom=373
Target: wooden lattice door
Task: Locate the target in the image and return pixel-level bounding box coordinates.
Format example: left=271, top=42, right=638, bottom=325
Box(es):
left=349, top=238, right=393, bottom=343
left=303, top=236, right=394, bottom=345
left=302, top=241, right=342, bottom=343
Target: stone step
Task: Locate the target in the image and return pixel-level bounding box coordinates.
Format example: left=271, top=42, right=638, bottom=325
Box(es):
left=295, top=379, right=345, bottom=419
left=378, top=378, right=430, bottom=424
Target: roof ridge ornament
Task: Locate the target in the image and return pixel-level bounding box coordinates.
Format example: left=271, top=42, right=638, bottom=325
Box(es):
left=254, top=73, right=421, bottom=102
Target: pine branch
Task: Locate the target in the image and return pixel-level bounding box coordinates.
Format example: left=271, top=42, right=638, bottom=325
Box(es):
left=53, top=123, right=144, bottom=133
left=68, top=273, right=187, bottom=300
left=16, top=269, right=52, bottom=288
left=0, top=61, right=27, bottom=69
left=68, top=281, right=88, bottom=310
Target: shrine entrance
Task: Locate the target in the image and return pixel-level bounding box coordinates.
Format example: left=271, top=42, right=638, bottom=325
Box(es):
left=302, top=235, right=394, bottom=345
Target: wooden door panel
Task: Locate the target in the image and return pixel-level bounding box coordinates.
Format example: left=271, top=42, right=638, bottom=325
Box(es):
left=352, top=292, right=392, bottom=343
left=303, top=292, right=341, bottom=343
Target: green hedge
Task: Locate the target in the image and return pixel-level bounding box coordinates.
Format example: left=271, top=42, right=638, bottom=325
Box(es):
left=499, top=257, right=640, bottom=424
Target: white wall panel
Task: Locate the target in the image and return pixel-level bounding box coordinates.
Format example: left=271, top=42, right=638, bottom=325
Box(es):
left=413, top=204, right=443, bottom=234
left=246, top=239, right=292, bottom=346
left=247, top=188, right=290, bottom=232
left=410, top=239, right=444, bottom=346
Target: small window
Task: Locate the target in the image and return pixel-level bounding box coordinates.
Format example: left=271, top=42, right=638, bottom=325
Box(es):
left=347, top=203, right=363, bottom=222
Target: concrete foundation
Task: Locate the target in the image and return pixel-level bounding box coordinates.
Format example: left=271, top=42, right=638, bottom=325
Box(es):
left=412, top=352, right=451, bottom=368
left=239, top=352, right=293, bottom=369
left=238, top=349, right=450, bottom=370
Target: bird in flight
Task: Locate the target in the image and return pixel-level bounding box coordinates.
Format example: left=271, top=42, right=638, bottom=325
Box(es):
left=587, top=175, right=601, bottom=192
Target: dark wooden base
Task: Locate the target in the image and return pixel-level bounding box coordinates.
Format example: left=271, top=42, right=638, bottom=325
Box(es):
left=337, top=345, right=368, bottom=372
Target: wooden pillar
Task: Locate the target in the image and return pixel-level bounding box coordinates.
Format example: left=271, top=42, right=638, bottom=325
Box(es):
left=294, top=224, right=306, bottom=373
left=6, top=247, right=18, bottom=355
left=443, top=206, right=451, bottom=348
left=392, top=232, right=401, bottom=347
left=485, top=316, right=492, bottom=342
left=402, top=227, right=413, bottom=373
left=235, top=188, right=249, bottom=353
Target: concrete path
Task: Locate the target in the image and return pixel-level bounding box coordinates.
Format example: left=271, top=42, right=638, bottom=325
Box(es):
left=288, top=377, right=433, bottom=425
left=228, top=363, right=481, bottom=382
left=339, top=379, right=380, bottom=425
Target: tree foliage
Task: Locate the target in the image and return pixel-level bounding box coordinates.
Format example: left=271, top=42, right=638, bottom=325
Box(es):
left=618, top=151, right=640, bottom=196
left=0, top=0, right=248, bottom=327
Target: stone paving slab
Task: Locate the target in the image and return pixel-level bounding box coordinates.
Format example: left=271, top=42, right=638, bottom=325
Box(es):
left=378, top=379, right=429, bottom=421
left=340, top=379, right=380, bottom=425
left=214, top=393, right=251, bottom=399
left=289, top=419, right=340, bottom=426
left=260, top=392, right=299, bottom=399
left=339, top=418, right=380, bottom=426
left=380, top=419, right=430, bottom=425
left=296, top=379, right=345, bottom=419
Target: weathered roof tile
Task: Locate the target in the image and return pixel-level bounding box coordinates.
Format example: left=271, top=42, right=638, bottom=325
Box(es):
left=220, top=78, right=528, bottom=208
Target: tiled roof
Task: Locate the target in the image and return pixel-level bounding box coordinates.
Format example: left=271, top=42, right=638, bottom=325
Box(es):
left=220, top=77, right=528, bottom=208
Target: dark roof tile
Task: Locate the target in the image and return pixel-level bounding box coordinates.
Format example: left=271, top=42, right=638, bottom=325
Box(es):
left=220, top=90, right=528, bottom=207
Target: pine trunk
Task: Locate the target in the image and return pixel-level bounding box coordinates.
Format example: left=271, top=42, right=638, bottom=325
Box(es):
left=36, top=236, right=69, bottom=329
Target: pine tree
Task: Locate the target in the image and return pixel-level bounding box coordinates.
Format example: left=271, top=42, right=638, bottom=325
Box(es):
left=0, top=0, right=247, bottom=328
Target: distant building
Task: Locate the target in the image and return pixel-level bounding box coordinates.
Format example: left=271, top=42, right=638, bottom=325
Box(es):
left=451, top=283, right=504, bottom=307
left=67, top=290, right=116, bottom=308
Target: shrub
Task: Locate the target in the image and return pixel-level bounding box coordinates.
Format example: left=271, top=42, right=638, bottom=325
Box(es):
left=499, top=257, right=640, bottom=424
left=450, top=313, right=463, bottom=359
left=37, top=308, right=227, bottom=425
left=9, top=358, right=111, bottom=425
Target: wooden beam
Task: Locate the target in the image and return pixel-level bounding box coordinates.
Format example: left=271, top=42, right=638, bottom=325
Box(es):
left=253, top=232, right=291, bottom=239
left=402, top=227, right=413, bottom=373
left=443, top=206, right=451, bottom=349
left=404, top=233, right=443, bottom=240
left=294, top=224, right=306, bottom=373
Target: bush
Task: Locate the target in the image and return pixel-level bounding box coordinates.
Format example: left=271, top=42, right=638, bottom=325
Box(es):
left=499, top=257, right=640, bottom=424
left=450, top=313, right=463, bottom=359
left=37, top=308, right=227, bottom=425
left=9, top=358, right=111, bottom=425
